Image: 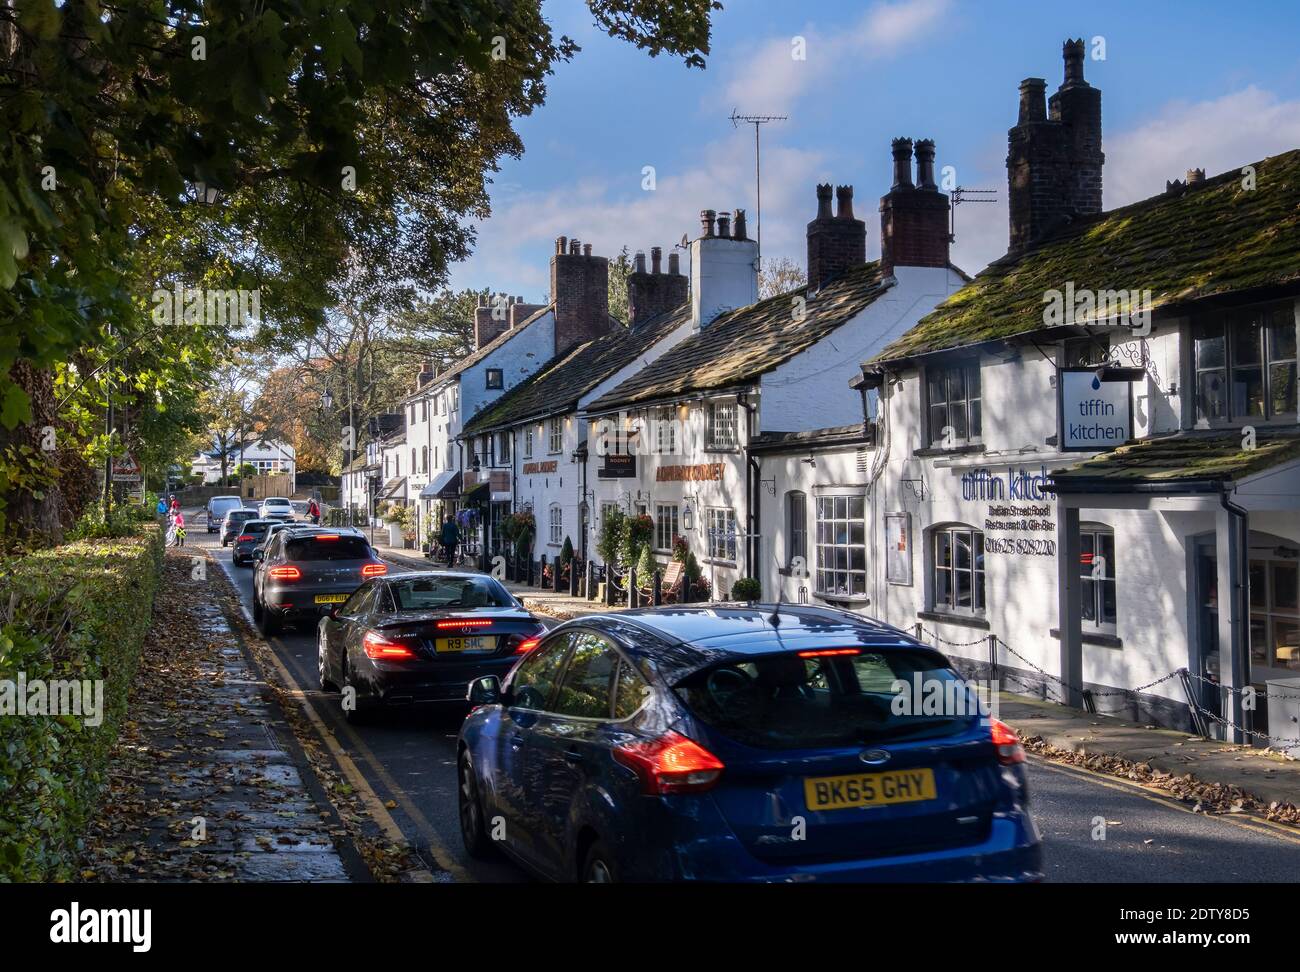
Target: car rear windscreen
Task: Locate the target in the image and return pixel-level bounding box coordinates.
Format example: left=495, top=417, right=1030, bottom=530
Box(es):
left=674, top=649, right=979, bottom=750
left=389, top=576, right=513, bottom=610
left=241, top=522, right=270, bottom=536
left=284, top=536, right=372, bottom=561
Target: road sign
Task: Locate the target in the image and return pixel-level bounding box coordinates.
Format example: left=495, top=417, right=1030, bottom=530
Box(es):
left=111, top=453, right=142, bottom=482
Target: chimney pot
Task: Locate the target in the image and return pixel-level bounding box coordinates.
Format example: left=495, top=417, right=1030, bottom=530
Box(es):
left=1186, top=167, right=1205, bottom=185
left=733, top=209, right=748, bottom=240
left=1018, top=78, right=1047, bottom=124
left=891, top=139, right=914, bottom=189
left=717, top=212, right=731, bottom=238
left=583, top=243, right=592, bottom=257
left=668, top=252, right=680, bottom=275
left=569, top=238, right=581, bottom=255
left=835, top=185, right=855, bottom=219
left=700, top=209, right=716, bottom=237
left=815, top=183, right=833, bottom=219
left=634, top=250, right=647, bottom=273
left=555, top=236, right=567, bottom=255
left=650, top=246, right=662, bottom=273
left=1062, top=38, right=1087, bottom=87
left=914, top=140, right=937, bottom=190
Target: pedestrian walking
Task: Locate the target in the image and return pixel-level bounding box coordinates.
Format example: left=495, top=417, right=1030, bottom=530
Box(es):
left=439, top=515, right=460, bottom=567
left=156, top=496, right=168, bottom=518
left=307, top=497, right=321, bottom=525
left=173, top=510, right=186, bottom=547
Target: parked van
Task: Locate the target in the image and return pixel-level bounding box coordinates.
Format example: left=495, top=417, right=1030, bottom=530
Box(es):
left=206, top=495, right=245, bottom=533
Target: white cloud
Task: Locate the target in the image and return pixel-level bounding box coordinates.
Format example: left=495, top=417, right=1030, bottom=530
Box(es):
left=721, top=0, right=950, bottom=116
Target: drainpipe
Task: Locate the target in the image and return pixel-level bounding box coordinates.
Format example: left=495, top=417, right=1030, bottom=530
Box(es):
left=1218, top=488, right=1252, bottom=743
left=738, top=391, right=758, bottom=583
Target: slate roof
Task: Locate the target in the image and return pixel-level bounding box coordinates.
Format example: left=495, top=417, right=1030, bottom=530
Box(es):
left=872, top=149, right=1300, bottom=363
left=1047, top=428, right=1300, bottom=490
left=462, top=305, right=690, bottom=436
left=749, top=424, right=872, bottom=453
left=588, top=261, right=892, bottom=412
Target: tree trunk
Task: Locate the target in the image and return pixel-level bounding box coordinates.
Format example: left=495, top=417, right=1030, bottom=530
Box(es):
left=0, top=362, right=79, bottom=545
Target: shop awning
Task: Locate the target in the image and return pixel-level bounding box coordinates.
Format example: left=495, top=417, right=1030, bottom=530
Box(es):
left=419, top=469, right=461, bottom=499
left=462, top=479, right=489, bottom=505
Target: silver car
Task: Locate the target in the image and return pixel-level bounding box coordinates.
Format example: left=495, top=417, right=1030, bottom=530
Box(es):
left=253, top=527, right=386, bottom=635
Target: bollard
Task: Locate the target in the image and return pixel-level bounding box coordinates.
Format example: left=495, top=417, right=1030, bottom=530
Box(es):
left=652, top=568, right=662, bottom=606
left=628, top=568, right=637, bottom=608
left=570, top=559, right=580, bottom=597
left=586, top=560, right=596, bottom=600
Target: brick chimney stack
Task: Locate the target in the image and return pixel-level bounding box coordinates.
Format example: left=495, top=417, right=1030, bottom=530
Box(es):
left=879, top=138, right=951, bottom=276
left=1006, top=39, right=1104, bottom=253
left=551, top=235, right=610, bottom=354
left=806, top=183, right=867, bottom=291
left=474, top=293, right=510, bottom=350
left=627, top=244, right=689, bottom=327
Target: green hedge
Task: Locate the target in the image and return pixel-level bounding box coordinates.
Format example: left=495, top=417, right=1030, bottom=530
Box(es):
left=0, top=525, right=164, bottom=881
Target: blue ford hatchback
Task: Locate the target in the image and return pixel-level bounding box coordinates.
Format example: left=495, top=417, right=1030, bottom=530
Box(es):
left=457, top=604, right=1042, bottom=883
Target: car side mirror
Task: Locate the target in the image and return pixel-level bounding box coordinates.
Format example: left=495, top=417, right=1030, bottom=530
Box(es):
left=466, top=675, right=501, bottom=706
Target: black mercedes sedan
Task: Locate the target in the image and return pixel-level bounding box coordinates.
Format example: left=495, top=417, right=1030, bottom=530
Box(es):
left=316, top=571, right=547, bottom=724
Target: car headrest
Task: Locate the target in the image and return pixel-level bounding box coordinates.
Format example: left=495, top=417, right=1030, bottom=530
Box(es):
left=756, top=654, right=809, bottom=690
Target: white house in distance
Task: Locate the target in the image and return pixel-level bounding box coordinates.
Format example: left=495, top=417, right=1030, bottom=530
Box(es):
left=192, top=436, right=296, bottom=488
left=763, top=41, right=1300, bottom=746
left=584, top=145, right=967, bottom=599
left=459, top=244, right=694, bottom=567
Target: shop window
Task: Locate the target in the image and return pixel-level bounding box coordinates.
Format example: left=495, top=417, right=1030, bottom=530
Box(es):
left=1194, top=303, right=1297, bottom=425
left=655, top=503, right=679, bottom=551
left=815, top=494, right=866, bottom=598
left=706, top=402, right=737, bottom=450
left=786, top=491, right=808, bottom=568
left=706, top=507, right=737, bottom=562
left=931, top=525, right=985, bottom=615
left=1080, top=525, right=1116, bottom=630
left=1249, top=547, right=1300, bottom=671
left=926, top=362, right=982, bottom=447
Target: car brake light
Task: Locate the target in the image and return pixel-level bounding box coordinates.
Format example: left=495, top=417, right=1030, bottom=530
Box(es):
left=362, top=630, right=416, bottom=660
left=514, top=636, right=541, bottom=654
left=237, top=535, right=253, bottom=542
left=613, top=731, right=724, bottom=795
left=315, top=534, right=340, bottom=541
left=436, top=618, right=493, bottom=629
left=268, top=566, right=301, bottom=580
left=990, top=718, right=1025, bottom=766
left=796, top=648, right=861, bottom=658
left=362, top=563, right=387, bottom=577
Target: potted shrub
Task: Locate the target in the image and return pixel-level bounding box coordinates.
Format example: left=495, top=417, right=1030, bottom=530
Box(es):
left=730, top=577, right=762, bottom=602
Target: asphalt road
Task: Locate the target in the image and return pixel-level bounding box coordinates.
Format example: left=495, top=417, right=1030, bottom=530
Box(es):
left=189, top=523, right=1300, bottom=883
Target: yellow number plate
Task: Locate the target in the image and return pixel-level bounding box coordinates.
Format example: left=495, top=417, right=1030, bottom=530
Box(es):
left=314, top=594, right=348, bottom=604
left=435, top=636, right=494, bottom=654
left=804, top=768, right=936, bottom=811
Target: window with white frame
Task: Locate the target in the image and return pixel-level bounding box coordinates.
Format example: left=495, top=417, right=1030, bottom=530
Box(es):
left=815, top=495, right=866, bottom=597
left=499, top=431, right=511, bottom=462
left=524, top=425, right=534, bottom=458
left=548, top=416, right=563, bottom=454
left=786, top=491, right=808, bottom=569
left=1193, top=303, right=1297, bottom=425
left=549, top=504, right=563, bottom=545
left=655, top=503, right=679, bottom=551
left=706, top=401, right=737, bottom=450
left=926, top=363, right=982, bottom=447
left=931, top=525, right=985, bottom=615
left=1080, top=524, right=1116, bottom=630
left=655, top=408, right=676, bottom=454
left=705, top=507, right=736, bottom=562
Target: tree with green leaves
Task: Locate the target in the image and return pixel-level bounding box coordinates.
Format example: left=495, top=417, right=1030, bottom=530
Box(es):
left=0, top=0, right=720, bottom=544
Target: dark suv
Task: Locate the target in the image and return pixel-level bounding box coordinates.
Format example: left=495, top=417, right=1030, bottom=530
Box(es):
left=253, top=527, right=386, bottom=635
left=220, top=508, right=259, bottom=547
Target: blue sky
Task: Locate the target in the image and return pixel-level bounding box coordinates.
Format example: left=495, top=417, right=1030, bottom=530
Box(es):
left=449, top=0, right=1300, bottom=298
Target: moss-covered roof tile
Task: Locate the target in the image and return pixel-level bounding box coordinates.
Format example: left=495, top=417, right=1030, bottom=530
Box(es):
left=1048, top=428, right=1300, bottom=487
left=872, top=149, right=1300, bottom=362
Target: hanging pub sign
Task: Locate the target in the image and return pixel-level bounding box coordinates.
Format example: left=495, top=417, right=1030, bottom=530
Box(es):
left=1059, top=368, right=1133, bottom=451
left=885, top=512, right=912, bottom=585
left=598, top=453, right=636, bottom=479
